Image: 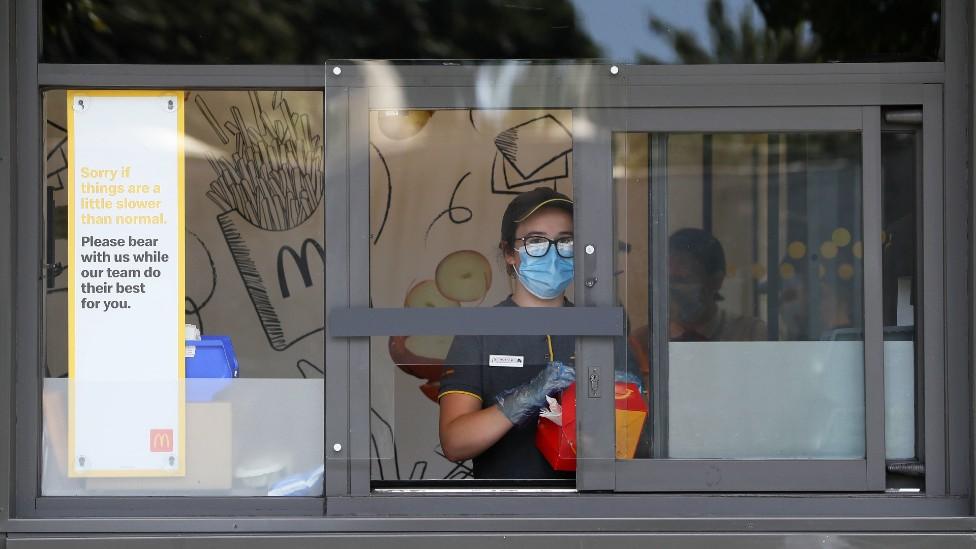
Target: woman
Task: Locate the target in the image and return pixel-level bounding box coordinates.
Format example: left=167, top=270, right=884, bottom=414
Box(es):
left=437, top=187, right=576, bottom=479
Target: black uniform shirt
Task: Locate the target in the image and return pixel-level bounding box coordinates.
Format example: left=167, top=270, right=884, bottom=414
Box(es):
left=438, top=296, right=575, bottom=480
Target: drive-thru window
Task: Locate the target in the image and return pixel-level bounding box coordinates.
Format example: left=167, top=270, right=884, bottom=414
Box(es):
left=2, top=0, right=974, bottom=546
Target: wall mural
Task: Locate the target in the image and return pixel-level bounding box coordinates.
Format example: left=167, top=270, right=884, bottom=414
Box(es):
left=44, top=90, right=325, bottom=382
left=198, top=91, right=325, bottom=352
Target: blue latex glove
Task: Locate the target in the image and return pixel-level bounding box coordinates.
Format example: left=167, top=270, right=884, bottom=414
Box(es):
left=494, top=361, right=575, bottom=426
left=614, top=368, right=644, bottom=392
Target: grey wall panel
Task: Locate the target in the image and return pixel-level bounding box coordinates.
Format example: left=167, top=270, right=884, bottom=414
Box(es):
left=4, top=514, right=976, bottom=535
left=13, top=0, right=42, bottom=519
left=0, top=0, right=16, bottom=526
left=8, top=533, right=976, bottom=549
left=37, top=65, right=326, bottom=89
left=942, top=0, right=973, bottom=498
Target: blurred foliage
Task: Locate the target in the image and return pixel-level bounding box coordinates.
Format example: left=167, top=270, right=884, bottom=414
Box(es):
left=42, top=0, right=941, bottom=64
left=641, top=0, right=940, bottom=64
left=42, top=0, right=601, bottom=63
left=755, top=0, right=941, bottom=62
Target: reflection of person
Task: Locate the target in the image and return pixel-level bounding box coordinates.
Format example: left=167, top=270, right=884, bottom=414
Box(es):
left=668, top=228, right=766, bottom=341
left=438, top=188, right=576, bottom=479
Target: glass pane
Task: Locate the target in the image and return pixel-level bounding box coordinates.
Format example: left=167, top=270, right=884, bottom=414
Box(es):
left=369, top=108, right=577, bottom=483
left=42, top=90, right=325, bottom=496
left=43, top=0, right=940, bottom=64
left=372, top=334, right=576, bottom=483
left=882, top=130, right=919, bottom=466
left=615, top=130, right=866, bottom=460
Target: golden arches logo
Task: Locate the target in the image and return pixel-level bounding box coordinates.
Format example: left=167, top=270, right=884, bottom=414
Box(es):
left=150, top=429, right=173, bottom=452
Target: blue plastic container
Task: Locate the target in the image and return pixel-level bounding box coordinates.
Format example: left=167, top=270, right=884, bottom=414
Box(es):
left=185, top=335, right=239, bottom=401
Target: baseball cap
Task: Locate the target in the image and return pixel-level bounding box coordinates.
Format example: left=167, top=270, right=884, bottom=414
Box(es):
left=500, top=187, right=574, bottom=246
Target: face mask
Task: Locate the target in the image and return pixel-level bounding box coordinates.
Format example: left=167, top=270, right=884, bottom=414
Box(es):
left=670, top=283, right=706, bottom=324
left=515, top=247, right=574, bottom=300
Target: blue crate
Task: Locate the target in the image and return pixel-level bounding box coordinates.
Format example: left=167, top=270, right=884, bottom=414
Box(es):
left=185, top=335, right=239, bottom=401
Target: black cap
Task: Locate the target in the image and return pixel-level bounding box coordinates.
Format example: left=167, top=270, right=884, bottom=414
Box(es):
left=500, top=187, right=574, bottom=247
left=669, top=228, right=726, bottom=275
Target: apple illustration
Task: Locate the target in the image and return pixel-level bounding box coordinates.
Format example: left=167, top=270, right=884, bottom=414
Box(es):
left=404, top=279, right=460, bottom=309
left=389, top=280, right=458, bottom=382
left=435, top=250, right=492, bottom=303
left=377, top=110, right=434, bottom=141
left=389, top=334, right=454, bottom=381
left=419, top=380, right=441, bottom=402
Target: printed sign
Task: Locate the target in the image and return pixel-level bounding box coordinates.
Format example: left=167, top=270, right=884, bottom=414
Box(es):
left=67, top=91, right=185, bottom=477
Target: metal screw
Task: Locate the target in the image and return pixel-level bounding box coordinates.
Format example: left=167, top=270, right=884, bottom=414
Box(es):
left=584, top=278, right=597, bottom=288
left=609, top=65, right=620, bottom=75
left=333, top=443, right=343, bottom=452
left=168, top=456, right=176, bottom=466
left=73, top=98, right=87, bottom=112
left=77, top=455, right=86, bottom=467
left=166, top=99, right=175, bottom=111
left=585, top=244, right=595, bottom=255
left=332, top=66, right=342, bottom=76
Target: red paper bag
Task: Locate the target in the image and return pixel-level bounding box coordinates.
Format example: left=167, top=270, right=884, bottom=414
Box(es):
left=535, top=382, right=648, bottom=471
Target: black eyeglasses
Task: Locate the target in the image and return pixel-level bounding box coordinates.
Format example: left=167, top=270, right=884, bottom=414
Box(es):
left=515, top=235, right=574, bottom=258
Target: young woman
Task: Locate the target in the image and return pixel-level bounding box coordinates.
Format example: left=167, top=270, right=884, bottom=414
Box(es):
left=437, top=187, right=576, bottom=479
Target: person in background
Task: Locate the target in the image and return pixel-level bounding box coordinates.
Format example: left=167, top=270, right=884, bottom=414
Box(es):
left=668, top=228, right=766, bottom=342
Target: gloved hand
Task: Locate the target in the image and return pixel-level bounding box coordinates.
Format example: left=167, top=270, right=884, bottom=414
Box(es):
left=495, top=361, right=575, bottom=426
left=614, top=368, right=644, bottom=392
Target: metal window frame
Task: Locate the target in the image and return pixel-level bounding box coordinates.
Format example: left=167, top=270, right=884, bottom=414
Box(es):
left=9, top=0, right=330, bottom=520
left=597, top=105, right=886, bottom=492
left=0, top=0, right=969, bottom=532
left=322, top=63, right=628, bottom=497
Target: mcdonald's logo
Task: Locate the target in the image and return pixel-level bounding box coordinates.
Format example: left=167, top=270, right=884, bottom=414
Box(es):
left=276, top=239, right=325, bottom=299
left=150, top=429, right=173, bottom=452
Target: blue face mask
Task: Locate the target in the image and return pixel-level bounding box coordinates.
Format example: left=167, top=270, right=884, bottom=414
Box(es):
left=515, top=247, right=574, bottom=300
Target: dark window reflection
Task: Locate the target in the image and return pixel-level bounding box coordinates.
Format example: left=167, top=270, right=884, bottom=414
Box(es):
left=42, top=0, right=940, bottom=65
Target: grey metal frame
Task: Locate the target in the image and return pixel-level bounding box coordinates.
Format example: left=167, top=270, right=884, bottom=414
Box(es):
left=922, top=86, right=948, bottom=496
left=0, top=0, right=970, bottom=534
left=13, top=0, right=43, bottom=520
left=0, top=0, right=15, bottom=526
left=943, top=0, right=974, bottom=499
left=600, top=106, right=884, bottom=491
left=328, top=307, right=625, bottom=336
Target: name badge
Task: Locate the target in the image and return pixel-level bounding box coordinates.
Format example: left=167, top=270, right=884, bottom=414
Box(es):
left=489, top=355, right=524, bottom=367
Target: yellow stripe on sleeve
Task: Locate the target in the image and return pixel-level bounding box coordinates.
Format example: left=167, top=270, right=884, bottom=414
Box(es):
left=437, top=390, right=484, bottom=402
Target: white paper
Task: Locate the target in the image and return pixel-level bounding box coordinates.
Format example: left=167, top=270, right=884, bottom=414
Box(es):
left=539, top=395, right=563, bottom=426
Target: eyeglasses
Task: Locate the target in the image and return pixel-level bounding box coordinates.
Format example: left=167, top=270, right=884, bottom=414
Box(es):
left=515, top=235, right=574, bottom=258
